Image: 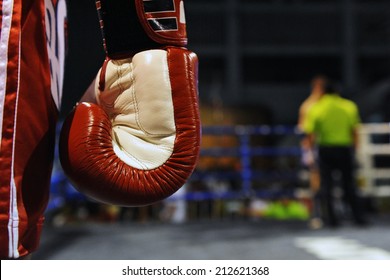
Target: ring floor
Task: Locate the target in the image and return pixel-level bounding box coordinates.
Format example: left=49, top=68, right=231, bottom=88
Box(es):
left=33, top=215, right=390, bottom=260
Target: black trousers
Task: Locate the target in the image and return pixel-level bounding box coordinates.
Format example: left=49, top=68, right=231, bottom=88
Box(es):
left=317, top=146, right=366, bottom=225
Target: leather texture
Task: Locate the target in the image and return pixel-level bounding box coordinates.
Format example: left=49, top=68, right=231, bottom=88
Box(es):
left=59, top=47, right=200, bottom=206
left=97, top=50, right=176, bottom=170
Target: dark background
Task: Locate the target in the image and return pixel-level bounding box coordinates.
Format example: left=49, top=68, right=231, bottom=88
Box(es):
left=60, top=0, right=104, bottom=117
left=60, top=0, right=390, bottom=124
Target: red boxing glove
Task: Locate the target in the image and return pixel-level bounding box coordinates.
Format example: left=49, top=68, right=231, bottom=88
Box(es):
left=59, top=0, right=201, bottom=206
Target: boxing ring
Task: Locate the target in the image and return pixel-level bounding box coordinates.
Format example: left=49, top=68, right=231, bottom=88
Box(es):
left=357, top=123, right=390, bottom=197
left=185, top=125, right=302, bottom=200
left=46, top=122, right=390, bottom=220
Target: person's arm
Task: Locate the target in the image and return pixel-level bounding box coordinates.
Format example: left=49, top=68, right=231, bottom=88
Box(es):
left=301, top=105, right=317, bottom=164
left=80, top=78, right=97, bottom=103
left=352, top=125, right=359, bottom=151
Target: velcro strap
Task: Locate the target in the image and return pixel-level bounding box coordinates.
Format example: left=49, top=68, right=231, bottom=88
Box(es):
left=95, top=0, right=187, bottom=58
left=135, top=0, right=187, bottom=46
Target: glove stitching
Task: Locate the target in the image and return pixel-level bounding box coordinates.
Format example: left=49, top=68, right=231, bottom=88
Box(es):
left=114, top=136, right=149, bottom=170
left=132, top=52, right=175, bottom=138
left=116, top=61, right=126, bottom=107
left=114, top=130, right=169, bottom=169
left=128, top=62, right=145, bottom=137
left=130, top=63, right=168, bottom=166
left=130, top=62, right=170, bottom=138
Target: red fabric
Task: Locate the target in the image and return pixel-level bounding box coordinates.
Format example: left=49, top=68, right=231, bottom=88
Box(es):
left=0, top=0, right=58, bottom=259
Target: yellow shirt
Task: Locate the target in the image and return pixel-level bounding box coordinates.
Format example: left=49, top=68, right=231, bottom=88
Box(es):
left=303, top=94, right=360, bottom=146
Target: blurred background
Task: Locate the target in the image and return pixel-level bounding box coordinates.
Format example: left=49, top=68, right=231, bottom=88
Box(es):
left=37, top=0, right=390, bottom=259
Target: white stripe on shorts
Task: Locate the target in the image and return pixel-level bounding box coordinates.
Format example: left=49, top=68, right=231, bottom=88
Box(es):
left=0, top=0, right=14, bottom=151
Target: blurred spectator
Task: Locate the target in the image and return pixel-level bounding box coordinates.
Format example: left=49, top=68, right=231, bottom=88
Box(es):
left=298, top=75, right=328, bottom=229
left=302, top=80, right=368, bottom=227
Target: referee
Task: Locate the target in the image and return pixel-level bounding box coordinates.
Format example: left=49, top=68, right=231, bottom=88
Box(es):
left=303, top=81, right=368, bottom=227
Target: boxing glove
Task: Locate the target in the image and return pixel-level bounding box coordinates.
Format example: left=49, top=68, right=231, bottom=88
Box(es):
left=59, top=0, right=201, bottom=206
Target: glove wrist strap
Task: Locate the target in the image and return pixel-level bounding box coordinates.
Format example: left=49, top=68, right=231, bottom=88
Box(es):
left=96, top=0, right=187, bottom=58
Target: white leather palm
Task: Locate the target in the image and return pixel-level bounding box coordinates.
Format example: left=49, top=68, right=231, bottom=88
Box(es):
left=96, top=50, right=176, bottom=170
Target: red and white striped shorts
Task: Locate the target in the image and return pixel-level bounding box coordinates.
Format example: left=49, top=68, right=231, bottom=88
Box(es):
left=0, top=0, right=66, bottom=259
